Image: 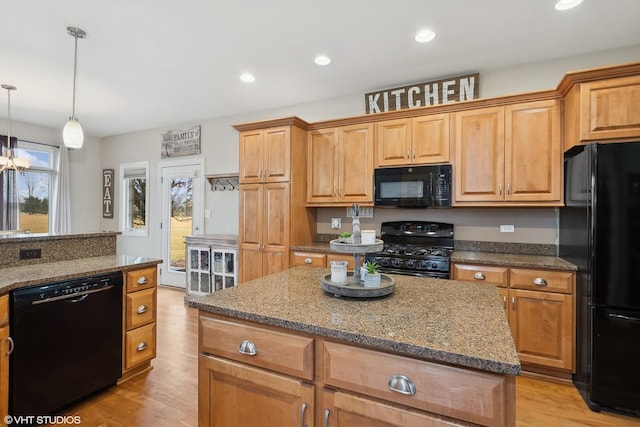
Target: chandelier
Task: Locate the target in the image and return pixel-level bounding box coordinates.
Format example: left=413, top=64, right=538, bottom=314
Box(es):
left=0, top=84, right=30, bottom=174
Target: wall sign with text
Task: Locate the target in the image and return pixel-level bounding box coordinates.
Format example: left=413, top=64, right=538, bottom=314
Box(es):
left=102, top=169, right=114, bottom=218
left=365, top=73, right=480, bottom=114
left=161, top=125, right=201, bottom=159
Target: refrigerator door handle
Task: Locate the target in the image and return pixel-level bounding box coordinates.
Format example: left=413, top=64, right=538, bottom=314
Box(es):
left=609, top=313, right=640, bottom=323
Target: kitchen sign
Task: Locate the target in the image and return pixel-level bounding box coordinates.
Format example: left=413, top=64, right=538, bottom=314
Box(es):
left=161, top=125, right=201, bottom=159
left=102, top=169, right=114, bottom=218
left=365, top=72, right=480, bottom=114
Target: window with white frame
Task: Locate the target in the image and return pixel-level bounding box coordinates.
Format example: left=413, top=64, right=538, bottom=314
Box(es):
left=120, top=161, right=149, bottom=237
left=15, top=141, right=57, bottom=233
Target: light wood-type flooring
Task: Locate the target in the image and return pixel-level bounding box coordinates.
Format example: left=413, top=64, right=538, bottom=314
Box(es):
left=51, top=285, right=639, bottom=426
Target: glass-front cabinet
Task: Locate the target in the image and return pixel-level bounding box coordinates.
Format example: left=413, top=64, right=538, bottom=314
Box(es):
left=185, top=234, right=238, bottom=296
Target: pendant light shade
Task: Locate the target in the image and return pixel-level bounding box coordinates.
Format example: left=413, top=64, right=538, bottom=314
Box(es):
left=63, top=26, right=86, bottom=150
left=0, top=84, right=30, bottom=174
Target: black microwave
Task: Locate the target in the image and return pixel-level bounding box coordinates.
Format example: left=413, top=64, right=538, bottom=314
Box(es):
left=374, top=165, right=452, bottom=207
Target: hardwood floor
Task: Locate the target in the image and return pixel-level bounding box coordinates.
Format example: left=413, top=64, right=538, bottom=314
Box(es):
left=54, top=285, right=639, bottom=426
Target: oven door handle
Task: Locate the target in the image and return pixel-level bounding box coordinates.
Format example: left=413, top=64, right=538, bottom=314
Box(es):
left=31, top=285, right=114, bottom=305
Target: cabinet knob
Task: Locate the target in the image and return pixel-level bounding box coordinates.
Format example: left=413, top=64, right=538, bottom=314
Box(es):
left=499, top=184, right=503, bottom=195
left=323, top=409, right=330, bottom=427
left=304, top=257, right=312, bottom=264
left=406, top=150, right=410, bottom=159
left=137, top=276, right=149, bottom=285
left=300, top=402, right=308, bottom=427
left=388, top=374, right=416, bottom=396
left=533, top=277, right=548, bottom=286
left=473, top=272, right=486, bottom=280
left=238, top=339, right=258, bottom=356
left=137, top=304, right=148, bottom=314
left=6, top=336, right=14, bottom=356
left=136, top=341, right=148, bottom=352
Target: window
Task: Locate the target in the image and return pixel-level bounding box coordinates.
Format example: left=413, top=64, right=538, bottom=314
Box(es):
left=120, top=161, right=149, bottom=237
left=15, top=142, right=56, bottom=233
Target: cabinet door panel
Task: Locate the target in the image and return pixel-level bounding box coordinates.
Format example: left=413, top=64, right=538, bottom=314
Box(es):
left=239, top=184, right=263, bottom=246
left=509, top=289, right=573, bottom=370
left=375, top=119, right=411, bottom=166
left=454, top=107, right=504, bottom=202
left=307, top=129, right=338, bottom=203
left=412, top=114, right=450, bottom=164
left=323, top=389, right=460, bottom=427
left=338, top=123, right=374, bottom=202
left=239, top=130, right=264, bottom=183
left=239, top=247, right=263, bottom=284
left=199, top=355, right=314, bottom=427
left=264, top=126, right=291, bottom=182
left=505, top=100, right=561, bottom=202
left=264, top=183, right=290, bottom=249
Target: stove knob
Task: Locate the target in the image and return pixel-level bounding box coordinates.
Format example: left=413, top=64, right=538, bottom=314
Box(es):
left=406, top=259, right=416, bottom=268
left=391, top=258, right=402, bottom=268
left=431, top=263, right=438, bottom=269
left=380, top=257, right=390, bottom=267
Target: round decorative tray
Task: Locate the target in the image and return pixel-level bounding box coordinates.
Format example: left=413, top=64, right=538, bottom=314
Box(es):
left=329, top=239, right=384, bottom=254
left=321, top=272, right=395, bottom=298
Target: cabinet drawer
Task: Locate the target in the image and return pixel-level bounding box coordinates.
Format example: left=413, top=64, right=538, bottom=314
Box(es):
left=326, top=253, right=355, bottom=270
left=126, top=288, right=156, bottom=330
left=509, top=268, right=574, bottom=294
left=126, top=267, right=157, bottom=292
left=200, top=315, right=314, bottom=381
left=125, top=323, right=156, bottom=369
left=323, top=341, right=510, bottom=427
left=0, top=294, right=7, bottom=325
left=452, top=264, right=508, bottom=287
left=291, top=251, right=326, bottom=267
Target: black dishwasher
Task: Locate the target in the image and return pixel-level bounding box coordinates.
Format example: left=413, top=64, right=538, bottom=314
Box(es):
left=9, top=272, right=123, bottom=418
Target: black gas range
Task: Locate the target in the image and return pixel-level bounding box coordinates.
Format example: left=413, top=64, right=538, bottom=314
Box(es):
left=365, top=221, right=453, bottom=279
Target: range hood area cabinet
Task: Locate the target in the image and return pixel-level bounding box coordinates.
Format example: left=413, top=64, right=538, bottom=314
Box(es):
left=306, top=123, right=374, bottom=206
left=375, top=113, right=450, bottom=167
left=453, top=99, right=563, bottom=206
left=235, top=118, right=316, bottom=284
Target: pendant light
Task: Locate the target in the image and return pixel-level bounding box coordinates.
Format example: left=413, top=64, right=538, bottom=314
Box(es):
left=63, top=26, right=86, bottom=150
left=0, top=84, right=30, bottom=173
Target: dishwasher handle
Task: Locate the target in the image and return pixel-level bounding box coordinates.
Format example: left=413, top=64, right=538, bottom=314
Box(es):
left=32, top=285, right=115, bottom=305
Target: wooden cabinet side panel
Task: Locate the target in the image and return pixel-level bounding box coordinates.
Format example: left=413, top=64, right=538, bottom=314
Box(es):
left=199, top=355, right=314, bottom=427
left=239, top=130, right=264, bottom=183
left=375, top=119, right=411, bottom=166
left=338, top=123, right=374, bottom=202
left=412, top=114, right=450, bottom=164
left=505, top=100, right=562, bottom=202
left=453, top=108, right=505, bottom=202
left=264, top=126, right=291, bottom=182
left=307, top=129, right=338, bottom=203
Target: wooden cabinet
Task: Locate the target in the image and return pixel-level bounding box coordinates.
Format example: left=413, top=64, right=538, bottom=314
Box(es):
left=290, top=250, right=355, bottom=269
left=198, top=312, right=515, bottom=427
left=0, top=295, right=9, bottom=427
left=122, top=267, right=158, bottom=380
left=452, top=263, right=575, bottom=375
left=564, top=74, right=640, bottom=150
left=307, top=123, right=374, bottom=206
left=236, top=119, right=315, bottom=283
left=375, top=114, right=450, bottom=167
left=453, top=100, right=562, bottom=206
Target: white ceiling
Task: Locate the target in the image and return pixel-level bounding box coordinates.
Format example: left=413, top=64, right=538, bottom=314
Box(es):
left=1, top=0, right=639, bottom=138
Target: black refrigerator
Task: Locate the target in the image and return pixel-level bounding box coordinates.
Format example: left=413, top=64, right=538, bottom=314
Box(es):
left=559, top=142, right=640, bottom=417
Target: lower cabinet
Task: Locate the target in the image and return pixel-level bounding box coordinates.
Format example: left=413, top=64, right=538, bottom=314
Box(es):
left=121, top=267, right=158, bottom=380
left=291, top=250, right=355, bottom=270
left=452, top=263, right=575, bottom=375
left=198, top=312, right=515, bottom=427
left=0, top=295, right=9, bottom=427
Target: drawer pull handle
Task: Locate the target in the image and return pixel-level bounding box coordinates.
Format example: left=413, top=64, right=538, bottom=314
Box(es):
left=137, top=304, right=148, bottom=314
left=388, top=374, right=416, bottom=396
left=533, top=277, right=548, bottom=286
left=6, top=337, right=14, bottom=356
left=304, top=257, right=312, bottom=264
left=323, top=409, right=330, bottom=427
left=137, top=276, right=149, bottom=285
left=300, top=402, right=308, bottom=427
left=473, top=272, right=485, bottom=280
left=136, top=341, right=148, bottom=352
left=238, top=339, right=258, bottom=356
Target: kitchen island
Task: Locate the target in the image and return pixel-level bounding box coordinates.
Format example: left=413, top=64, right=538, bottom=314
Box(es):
left=189, top=266, right=520, bottom=426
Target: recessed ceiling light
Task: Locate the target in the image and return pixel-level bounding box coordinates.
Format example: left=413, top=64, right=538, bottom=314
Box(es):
left=554, top=0, right=584, bottom=11
left=415, top=29, right=436, bottom=43
left=239, top=73, right=255, bottom=83
left=314, top=55, right=331, bottom=66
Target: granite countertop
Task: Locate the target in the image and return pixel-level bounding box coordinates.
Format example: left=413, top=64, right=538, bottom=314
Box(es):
left=451, top=251, right=577, bottom=271
left=0, top=231, right=121, bottom=242
left=0, top=255, right=162, bottom=295
left=188, top=266, right=521, bottom=376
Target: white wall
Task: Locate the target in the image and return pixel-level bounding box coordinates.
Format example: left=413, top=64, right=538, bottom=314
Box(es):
left=6, top=45, right=639, bottom=257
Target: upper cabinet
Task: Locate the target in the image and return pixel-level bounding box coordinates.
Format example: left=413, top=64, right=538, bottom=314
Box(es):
left=563, top=74, right=640, bottom=151
left=375, top=114, right=450, bottom=167
left=454, top=99, right=562, bottom=206
left=239, top=126, right=291, bottom=184
left=307, top=123, right=374, bottom=206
